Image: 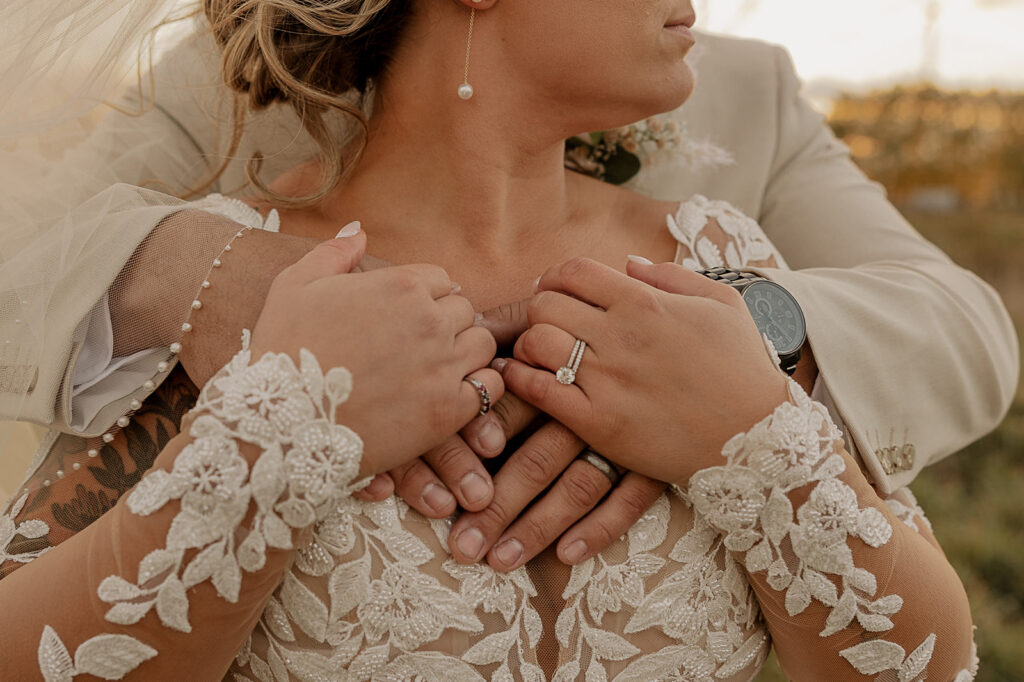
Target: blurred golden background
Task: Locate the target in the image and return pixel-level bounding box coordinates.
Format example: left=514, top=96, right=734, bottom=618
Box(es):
left=756, top=85, right=1024, bottom=682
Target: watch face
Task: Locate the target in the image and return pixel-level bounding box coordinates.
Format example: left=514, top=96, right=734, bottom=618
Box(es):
left=743, top=281, right=806, bottom=354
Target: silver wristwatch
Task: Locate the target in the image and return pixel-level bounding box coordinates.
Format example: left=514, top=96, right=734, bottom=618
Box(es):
left=697, top=267, right=806, bottom=375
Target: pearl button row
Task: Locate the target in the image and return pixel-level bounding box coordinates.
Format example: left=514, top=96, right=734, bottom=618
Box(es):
left=36, top=226, right=252, bottom=489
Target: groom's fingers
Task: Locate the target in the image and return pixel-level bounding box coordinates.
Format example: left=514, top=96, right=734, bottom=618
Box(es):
left=460, top=390, right=540, bottom=458
left=475, top=298, right=531, bottom=347
left=448, top=419, right=586, bottom=565
left=556, top=473, right=667, bottom=565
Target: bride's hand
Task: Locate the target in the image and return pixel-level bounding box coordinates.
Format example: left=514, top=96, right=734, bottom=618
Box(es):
left=494, top=257, right=789, bottom=487
left=250, top=230, right=504, bottom=477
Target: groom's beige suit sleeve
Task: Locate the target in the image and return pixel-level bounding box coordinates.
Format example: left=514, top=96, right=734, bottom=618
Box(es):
left=643, top=33, right=1018, bottom=492
left=0, top=31, right=1016, bottom=493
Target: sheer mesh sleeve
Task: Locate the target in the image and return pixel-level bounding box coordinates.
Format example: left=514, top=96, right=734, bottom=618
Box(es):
left=0, top=335, right=370, bottom=680
left=0, top=364, right=199, bottom=581
left=686, top=379, right=977, bottom=681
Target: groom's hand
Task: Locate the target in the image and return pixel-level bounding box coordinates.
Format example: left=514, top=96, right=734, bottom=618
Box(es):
left=356, top=298, right=667, bottom=572
left=448, top=394, right=667, bottom=571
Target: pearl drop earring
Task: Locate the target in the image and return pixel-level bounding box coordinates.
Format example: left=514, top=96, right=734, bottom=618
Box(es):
left=458, top=7, right=477, bottom=100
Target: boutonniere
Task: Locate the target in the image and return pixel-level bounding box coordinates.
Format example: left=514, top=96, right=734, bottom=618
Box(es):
left=564, top=117, right=683, bottom=185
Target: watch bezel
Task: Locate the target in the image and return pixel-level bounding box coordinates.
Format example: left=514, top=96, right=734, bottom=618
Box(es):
left=740, top=280, right=807, bottom=355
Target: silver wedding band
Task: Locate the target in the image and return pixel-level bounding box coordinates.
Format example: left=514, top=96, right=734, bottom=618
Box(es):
left=577, top=448, right=620, bottom=486
left=556, top=339, right=587, bottom=385
left=464, top=377, right=491, bottom=416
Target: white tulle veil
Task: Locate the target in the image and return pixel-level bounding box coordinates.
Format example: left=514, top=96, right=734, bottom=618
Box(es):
left=0, top=0, right=206, bottom=459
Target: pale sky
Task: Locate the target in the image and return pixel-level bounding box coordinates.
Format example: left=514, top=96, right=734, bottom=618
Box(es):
left=693, top=0, right=1024, bottom=91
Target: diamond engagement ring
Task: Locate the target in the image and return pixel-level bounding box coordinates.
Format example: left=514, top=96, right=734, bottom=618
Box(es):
left=463, top=377, right=491, bottom=416
left=556, top=339, right=587, bottom=385
left=577, top=448, right=620, bottom=486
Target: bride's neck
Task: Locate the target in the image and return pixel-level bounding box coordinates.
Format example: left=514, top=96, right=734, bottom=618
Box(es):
left=316, top=76, right=590, bottom=256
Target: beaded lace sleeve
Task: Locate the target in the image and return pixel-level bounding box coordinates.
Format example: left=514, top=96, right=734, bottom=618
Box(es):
left=685, top=377, right=978, bottom=681
left=0, top=333, right=369, bottom=680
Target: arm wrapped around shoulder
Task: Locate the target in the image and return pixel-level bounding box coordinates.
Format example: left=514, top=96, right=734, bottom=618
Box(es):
left=686, top=379, right=977, bottom=681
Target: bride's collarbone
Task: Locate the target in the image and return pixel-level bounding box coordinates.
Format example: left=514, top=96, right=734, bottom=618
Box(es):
left=276, top=197, right=681, bottom=305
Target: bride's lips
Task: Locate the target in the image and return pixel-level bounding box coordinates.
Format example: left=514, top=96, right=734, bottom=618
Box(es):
left=664, top=13, right=696, bottom=41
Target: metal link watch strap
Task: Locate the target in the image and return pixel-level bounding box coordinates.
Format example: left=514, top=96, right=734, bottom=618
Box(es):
left=696, top=267, right=769, bottom=291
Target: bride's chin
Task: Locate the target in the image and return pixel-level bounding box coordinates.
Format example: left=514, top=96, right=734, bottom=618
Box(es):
left=599, top=68, right=696, bottom=130
left=583, top=91, right=695, bottom=137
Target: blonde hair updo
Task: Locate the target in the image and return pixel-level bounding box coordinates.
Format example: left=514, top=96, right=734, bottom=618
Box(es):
left=202, top=0, right=413, bottom=205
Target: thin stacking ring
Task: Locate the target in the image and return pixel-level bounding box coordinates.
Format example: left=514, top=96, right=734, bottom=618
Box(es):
left=464, top=377, right=491, bottom=416
left=577, top=448, right=620, bottom=486
left=556, top=339, right=587, bottom=385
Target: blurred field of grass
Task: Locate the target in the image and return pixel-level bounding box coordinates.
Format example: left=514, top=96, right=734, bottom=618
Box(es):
left=757, top=207, right=1024, bottom=681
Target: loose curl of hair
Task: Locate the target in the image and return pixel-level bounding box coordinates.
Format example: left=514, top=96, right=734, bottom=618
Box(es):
left=201, top=0, right=413, bottom=206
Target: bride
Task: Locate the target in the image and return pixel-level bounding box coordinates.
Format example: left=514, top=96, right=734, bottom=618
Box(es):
left=0, top=0, right=979, bottom=679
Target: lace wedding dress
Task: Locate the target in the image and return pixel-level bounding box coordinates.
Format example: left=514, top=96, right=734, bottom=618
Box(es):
left=1, top=196, right=977, bottom=681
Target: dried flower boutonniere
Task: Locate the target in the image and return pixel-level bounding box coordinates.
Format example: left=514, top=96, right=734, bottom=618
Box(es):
left=564, top=117, right=684, bottom=185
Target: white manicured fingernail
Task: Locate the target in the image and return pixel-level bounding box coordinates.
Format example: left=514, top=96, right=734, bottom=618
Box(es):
left=474, top=312, right=485, bottom=325
left=532, top=276, right=541, bottom=293
left=335, top=221, right=361, bottom=238
left=491, top=358, right=508, bottom=372
left=627, top=254, right=654, bottom=265
left=450, top=282, right=463, bottom=294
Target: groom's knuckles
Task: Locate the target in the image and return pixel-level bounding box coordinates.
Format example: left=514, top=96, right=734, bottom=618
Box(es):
left=559, top=460, right=612, bottom=509
left=390, top=459, right=453, bottom=517
left=493, top=393, right=538, bottom=437
left=568, top=476, right=665, bottom=553
left=491, top=463, right=610, bottom=568
left=617, top=476, right=666, bottom=519
left=423, top=438, right=493, bottom=509
left=512, top=441, right=564, bottom=490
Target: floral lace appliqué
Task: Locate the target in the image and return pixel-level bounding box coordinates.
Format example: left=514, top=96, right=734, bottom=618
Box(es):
left=1, top=492, right=50, bottom=566
left=686, top=379, right=959, bottom=680
left=37, top=332, right=364, bottom=680
left=669, top=194, right=784, bottom=271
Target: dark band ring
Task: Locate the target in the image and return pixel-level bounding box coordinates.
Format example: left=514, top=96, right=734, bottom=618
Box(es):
left=577, top=448, right=621, bottom=486
left=463, top=377, right=491, bottom=416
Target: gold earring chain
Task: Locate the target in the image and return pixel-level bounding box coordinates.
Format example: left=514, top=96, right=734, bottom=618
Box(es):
left=463, top=8, right=475, bottom=87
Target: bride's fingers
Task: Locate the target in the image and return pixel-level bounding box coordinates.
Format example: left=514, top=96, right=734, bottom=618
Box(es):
left=280, top=230, right=368, bottom=286
left=459, top=368, right=505, bottom=424
left=492, top=357, right=590, bottom=432
left=537, top=257, right=641, bottom=310
left=454, top=326, right=499, bottom=378
left=513, top=323, right=598, bottom=389
left=475, top=298, right=530, bottom=347
left=526, top=290, right=603, bottom=333
left=625, top=259, right=735, bottom=302
left=386, top=263, right=458, bottom=299
left=435, top=294, right=477, bottom=334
